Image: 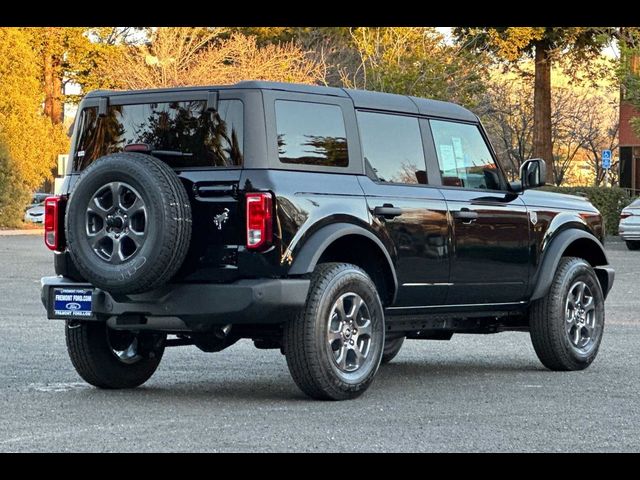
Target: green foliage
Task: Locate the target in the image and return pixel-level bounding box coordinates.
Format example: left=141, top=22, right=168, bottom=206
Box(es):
left=0, top=28, right=67, bottom=227
left=543, top=186, right=634, bottom=235
left=0, top=142, right=30, bottom=228
left=617, top=27, right=640, bottom=138
left=454, top=27, right=610, bottom=69
left=346, top=28, right=487, bottom=108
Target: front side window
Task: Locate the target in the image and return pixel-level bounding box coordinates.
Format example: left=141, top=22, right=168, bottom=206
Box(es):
left=73, top=99, right=243, bottom=171
left=275, top=100, right=348, bottom=167
left=430, top=120, right=503, bottom=190
left=357, top=111, right=427, bottom=184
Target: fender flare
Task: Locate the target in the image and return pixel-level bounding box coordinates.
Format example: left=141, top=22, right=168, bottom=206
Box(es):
left=288, top=222, right=398, bottom=302
left=531, top=229, right=610, bottom=300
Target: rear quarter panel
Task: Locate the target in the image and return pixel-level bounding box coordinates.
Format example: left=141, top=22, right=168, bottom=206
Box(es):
left=237, top=170, right=371, bottom=277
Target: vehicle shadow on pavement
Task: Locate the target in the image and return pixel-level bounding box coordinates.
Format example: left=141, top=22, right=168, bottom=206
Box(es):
left=379, top=359, right=546, bottom=377
left=55, top=358, right=550, bottom=403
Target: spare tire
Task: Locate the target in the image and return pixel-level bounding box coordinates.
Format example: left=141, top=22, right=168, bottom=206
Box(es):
left=65, top=152, right=192, bottom=294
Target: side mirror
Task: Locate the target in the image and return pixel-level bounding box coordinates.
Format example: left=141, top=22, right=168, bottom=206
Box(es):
left=519, top=158, right=546, bottom=191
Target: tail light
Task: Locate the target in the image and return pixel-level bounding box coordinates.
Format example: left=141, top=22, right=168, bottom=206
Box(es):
left=246, top=192, right=273, bottom=250
left=44, top=196, right=66, bottom=251
left=620, top=211, right=632, bottom=220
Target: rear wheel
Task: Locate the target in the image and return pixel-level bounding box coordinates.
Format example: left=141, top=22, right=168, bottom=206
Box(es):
left=529, top=257, right=605, bottom=371
left=625, top=240, right=640, bottom=251
left=381, top=336, right=405, bottom=365
left=65, top=321, right=165, bottom=389
left=283, top=263, right=385, bottom=400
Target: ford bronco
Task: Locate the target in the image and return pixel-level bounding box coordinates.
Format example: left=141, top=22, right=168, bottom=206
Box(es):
left=41, top=81, right=615, bottom=400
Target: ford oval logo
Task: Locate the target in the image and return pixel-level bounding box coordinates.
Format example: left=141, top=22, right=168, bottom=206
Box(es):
left=66, top=302, right=82, bottom=311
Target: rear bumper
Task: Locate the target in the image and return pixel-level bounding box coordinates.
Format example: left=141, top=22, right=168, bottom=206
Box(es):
left=41, top=276, right=310, bottom=330
left=619, top=223, right=640, bottom=241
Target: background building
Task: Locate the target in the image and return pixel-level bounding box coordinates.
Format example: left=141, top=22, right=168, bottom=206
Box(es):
left=619, top=102, right=640, bottom=195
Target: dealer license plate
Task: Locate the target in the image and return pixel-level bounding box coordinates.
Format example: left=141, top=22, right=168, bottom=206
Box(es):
left=52, top=288, right=94, bottom=318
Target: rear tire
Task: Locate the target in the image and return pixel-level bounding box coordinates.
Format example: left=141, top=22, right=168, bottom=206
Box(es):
left=65, top=321, right=165, bottom=389
left=283, top=263, right=385, bottom=400
left=381, top=336, right=405, bottom=365
left=529, top=257, right=605, bottom=371
left=625, top=240, right=640, bottom=251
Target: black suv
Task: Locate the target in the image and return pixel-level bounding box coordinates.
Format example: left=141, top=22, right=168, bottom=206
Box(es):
left=41, top=81, right=615, bottom=400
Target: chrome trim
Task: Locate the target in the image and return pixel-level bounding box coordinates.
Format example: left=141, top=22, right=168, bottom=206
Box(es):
left=402, top=282, right=453, bottom=287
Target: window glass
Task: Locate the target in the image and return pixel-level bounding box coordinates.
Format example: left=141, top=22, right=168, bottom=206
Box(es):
left=275, top=100, right=348, bottom=167
left=73, top=99, right=243, bottom=171
left=357, top=111, right=427, bottom=184
left=430, top=120, right=502, bottom=190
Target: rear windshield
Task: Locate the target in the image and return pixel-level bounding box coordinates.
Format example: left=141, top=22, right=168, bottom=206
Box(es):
left=73, top=99, right=243, bottom=171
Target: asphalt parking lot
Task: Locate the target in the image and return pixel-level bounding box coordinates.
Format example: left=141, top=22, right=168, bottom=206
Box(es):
left=0, top=234, right=638, bottom=452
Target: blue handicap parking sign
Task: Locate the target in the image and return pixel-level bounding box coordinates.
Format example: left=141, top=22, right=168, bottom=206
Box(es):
left=602, top=150, right=612, bottom=169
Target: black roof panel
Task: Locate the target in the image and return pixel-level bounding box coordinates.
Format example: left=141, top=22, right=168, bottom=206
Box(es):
left=344, top=88, right=418, bottom=114
left=85, top=80, right=477, bottom=121
left=409, top=96, right=477, bottom=122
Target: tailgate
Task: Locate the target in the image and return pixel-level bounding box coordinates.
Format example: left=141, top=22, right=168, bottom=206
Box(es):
left=176, top=169, right=242, bottom=283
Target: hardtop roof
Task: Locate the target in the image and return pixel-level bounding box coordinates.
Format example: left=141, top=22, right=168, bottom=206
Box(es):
left=85, top=80, right=478, bottom=122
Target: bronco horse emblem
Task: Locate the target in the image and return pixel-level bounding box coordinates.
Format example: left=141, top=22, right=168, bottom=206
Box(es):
left=213, top=208, right=230, bottom=230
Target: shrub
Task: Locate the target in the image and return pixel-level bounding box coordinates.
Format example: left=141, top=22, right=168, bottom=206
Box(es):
left=0, top=143, right=30, bottom=228
left=542, top=186, right=635, bottom=236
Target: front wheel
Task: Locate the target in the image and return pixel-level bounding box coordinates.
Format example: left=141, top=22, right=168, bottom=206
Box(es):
left=283, top=263, right=385, bottom=400
left=65, top=321, right=166, bottom=389
left=529, top=257, right=605, bottom=371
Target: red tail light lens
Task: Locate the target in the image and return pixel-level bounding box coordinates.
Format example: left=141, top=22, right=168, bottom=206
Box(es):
left=44, top=196, right=66, bottom=251
left=620, top=211, right=632, bottom=220
left=246, top=192, right=273, bottom=250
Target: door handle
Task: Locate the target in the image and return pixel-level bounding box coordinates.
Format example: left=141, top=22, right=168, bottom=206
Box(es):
left=453, top=208, right=478, bottom=223
left=373, top=204, right=403, bottom=219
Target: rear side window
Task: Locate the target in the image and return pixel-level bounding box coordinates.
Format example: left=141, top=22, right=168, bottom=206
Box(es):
left=357, top=111, right=427, bottom=184
left=73, top=99, right=243, bottom=171
left=275, top=100, right=348, bottom=167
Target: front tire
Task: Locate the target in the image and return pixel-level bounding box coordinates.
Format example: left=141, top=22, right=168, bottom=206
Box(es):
left=283, top=263, right=385, bottom=400
left=529, top=257, right=605, bottom=371
left=65, top=321, right=165, bottom=389
left=381, top=336, right=405, bottom=365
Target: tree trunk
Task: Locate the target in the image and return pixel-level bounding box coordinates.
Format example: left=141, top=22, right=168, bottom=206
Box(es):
left=532, top=43, right=554, bottom=184
left=42, top=31, right=63, bottom=125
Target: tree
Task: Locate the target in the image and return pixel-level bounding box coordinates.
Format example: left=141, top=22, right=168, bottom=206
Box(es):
left=617, top=28, right=640, bottom=138
left=454, top=27, right=611, bottom=183
left=480, top=68, right=619, bottom=187
left=22, top=27, right=143, bottom=123
left=0, top=141, right=26, bottom=227
left=550, top=87, right=591, bottom=186
left=573, top=96, right=619, bottom=186
left=100, top=28, right=325, bottom=89
left=478, top=77, right=534, bottom=180
left=0, top=28, right=67, bottom=226
left=344, top=28, right=487, bottom=108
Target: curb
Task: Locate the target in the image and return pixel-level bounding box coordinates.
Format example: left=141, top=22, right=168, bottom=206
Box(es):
left=0, top=229, right=44, bottom=236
